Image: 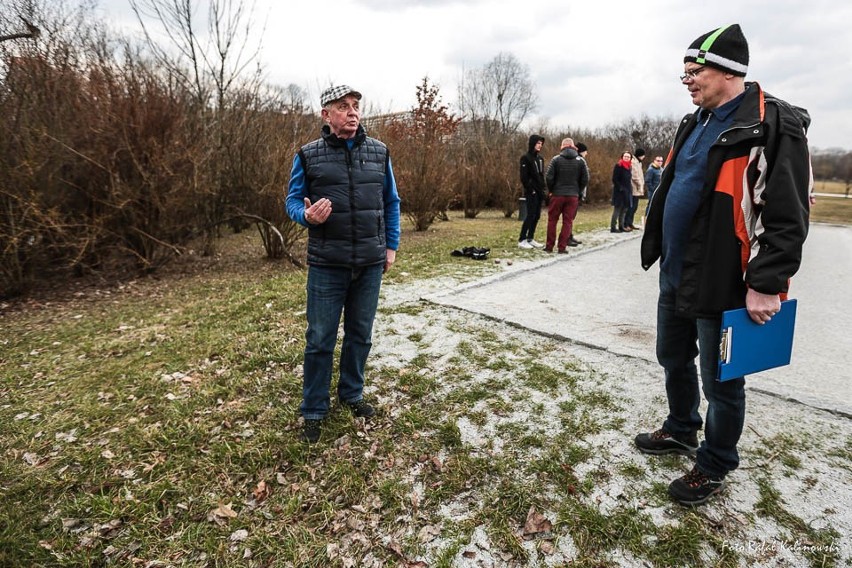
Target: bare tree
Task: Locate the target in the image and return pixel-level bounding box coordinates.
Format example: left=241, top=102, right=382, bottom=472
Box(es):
left=604, top=114, right=679, bottom=161
left=129, top=0, right=261, bottom=107
left=458, top=52, right=538, bottom=136
left=0, top=15, right=39, bottom=43
left=128, top=0, right=289, bottom=255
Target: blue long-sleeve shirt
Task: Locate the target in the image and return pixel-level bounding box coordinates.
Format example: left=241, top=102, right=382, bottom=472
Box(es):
left=285, top=139, right=401, bottom=251
left=661, top=88, right=747, bottom=286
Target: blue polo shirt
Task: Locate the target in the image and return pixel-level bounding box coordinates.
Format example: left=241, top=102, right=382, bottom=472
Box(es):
left=660, top=88, right=748, bottom=286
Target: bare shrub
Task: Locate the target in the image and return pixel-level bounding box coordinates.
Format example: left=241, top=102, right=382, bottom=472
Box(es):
left=383, top=78, right=461, bottom=231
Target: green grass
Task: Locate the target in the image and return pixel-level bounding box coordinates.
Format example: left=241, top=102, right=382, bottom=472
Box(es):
left=1, top=206, right=849, bottom=567
left=812, top=179, right=852, bottom=225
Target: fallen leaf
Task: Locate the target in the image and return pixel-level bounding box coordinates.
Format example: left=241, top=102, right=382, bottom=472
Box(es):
left=252, top=480, right=269, bottom=503
left=327, top=543, right=340, bottom=559
left=96, top=519, right=122, bottom=537
left=523, top=507, right=553, bottom=537
left=61, top=518, right=82, bottom=530
left=229, top=529, right=248, bottom=542
left=211, top=503, right=238, bottom=519
left=539, top=540, right=555, bottom=555
left=55, top=429, right=78, bottom=443
left=22, top=452, right=40, bottom=465
left=418, top=524, right=441, bottom=543
left=463, top=550, right=476, bottom=559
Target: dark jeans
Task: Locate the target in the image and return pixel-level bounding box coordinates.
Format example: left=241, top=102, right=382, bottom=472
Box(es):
left=301, top=264, right=384, bottom=419
left=656, top=271, right=745, bottom=478
left=610, top=206, right=626, bottom=230
left=519, top=193, right=542, bottom=242
left=624, top=195, right=640, bottom=227
left=546, top=195, right=578, bottom=251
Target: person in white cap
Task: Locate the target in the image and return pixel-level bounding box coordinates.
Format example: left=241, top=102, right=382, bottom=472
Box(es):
left=286, top=85, right=401, bottom=443
left=635, top=24, right=813, bottom=505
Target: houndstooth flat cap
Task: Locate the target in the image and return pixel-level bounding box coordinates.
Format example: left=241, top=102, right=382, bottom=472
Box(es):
left=320, top=85, right=362, bottom=107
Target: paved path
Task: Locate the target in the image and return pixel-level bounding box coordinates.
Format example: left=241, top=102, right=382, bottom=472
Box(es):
left=428, top=223, right=852, bottom=417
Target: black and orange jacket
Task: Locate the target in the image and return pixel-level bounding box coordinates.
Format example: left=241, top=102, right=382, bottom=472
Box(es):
left=641, top=82, right=813, bottom=318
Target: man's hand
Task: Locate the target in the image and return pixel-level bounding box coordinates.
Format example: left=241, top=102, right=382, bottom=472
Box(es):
left=745, top=288, right=781, bottom=325
left=384, top=249, right=396, bottom=274
left=303, top=197, right=332, bottom=225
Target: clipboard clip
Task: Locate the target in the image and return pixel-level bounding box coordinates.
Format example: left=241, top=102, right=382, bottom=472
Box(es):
left=719, top=327, right=732, bottom=365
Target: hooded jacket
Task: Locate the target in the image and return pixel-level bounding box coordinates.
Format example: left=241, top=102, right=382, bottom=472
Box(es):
left=641, top=82, right=812, bottom=317
left=520, top=135, right=546, bottom=199
left=546, top=147, right=589, bottom=198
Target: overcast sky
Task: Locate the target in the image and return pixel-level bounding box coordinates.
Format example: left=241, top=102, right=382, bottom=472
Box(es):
left=96, top=0, right=851, bottom=150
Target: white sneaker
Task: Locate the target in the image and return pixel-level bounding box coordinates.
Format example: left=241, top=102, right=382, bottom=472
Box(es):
left=518, top=240, right=534, bottom=249
left=528, top=239, right=544, bottom=249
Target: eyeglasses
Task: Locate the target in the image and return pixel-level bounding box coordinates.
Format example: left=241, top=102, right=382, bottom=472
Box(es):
left=679, top=66, right=707, bottom=82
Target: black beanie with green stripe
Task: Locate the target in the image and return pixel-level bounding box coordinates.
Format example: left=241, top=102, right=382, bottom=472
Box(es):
left=684, top=24, right=749, bottom=77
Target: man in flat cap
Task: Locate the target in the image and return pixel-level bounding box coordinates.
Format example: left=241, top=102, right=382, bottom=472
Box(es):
left=286, top=85, right=401, bottom=443
left=636, top=24, right=813, bottom=505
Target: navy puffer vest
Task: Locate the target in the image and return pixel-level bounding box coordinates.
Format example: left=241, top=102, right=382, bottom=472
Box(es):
left=299, top=125, right=388, bottom=267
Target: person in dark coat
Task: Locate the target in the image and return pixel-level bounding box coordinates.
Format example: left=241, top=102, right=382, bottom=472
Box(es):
left=544, top=138, right=589, bottom=252
left=635, top=24, right=812, bottom=506
left=518, top=135, right=546, bottom=249
left=610, top=151, right=633, bottom=232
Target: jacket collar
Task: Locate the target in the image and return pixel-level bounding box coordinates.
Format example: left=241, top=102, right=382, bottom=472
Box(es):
left=321, top=124, right=367, bottom=148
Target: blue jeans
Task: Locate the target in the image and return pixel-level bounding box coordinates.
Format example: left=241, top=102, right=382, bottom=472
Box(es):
left=656, top=272, right=746, bottom=478
left=301, top=264, right=383, bottom=419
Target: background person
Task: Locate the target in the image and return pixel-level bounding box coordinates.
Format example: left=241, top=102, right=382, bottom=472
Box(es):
left=635, top=24, right=812, bottom=506
left=625, top=148, right=646, bottom=230
left=544, top=138, right=589, bottom=253
left=286, top=85, right=401, bottom=444
left=610, top=151, right=633, bottom=233
left=518, top=135, right=546, bottom=249
left=571, top=142, right=591, bottom=245
left=643, top=155, right=664, bottom=222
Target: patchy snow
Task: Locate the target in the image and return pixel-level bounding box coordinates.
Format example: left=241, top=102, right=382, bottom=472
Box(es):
left=369, top=227, right=852, bottom=567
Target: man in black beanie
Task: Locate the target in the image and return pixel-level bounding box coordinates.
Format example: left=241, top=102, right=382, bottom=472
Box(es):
left=636, top=24, right=813, bottom=505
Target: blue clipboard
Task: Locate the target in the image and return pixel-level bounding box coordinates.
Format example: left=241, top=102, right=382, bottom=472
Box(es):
left=718, top=299, right=797, bottom=381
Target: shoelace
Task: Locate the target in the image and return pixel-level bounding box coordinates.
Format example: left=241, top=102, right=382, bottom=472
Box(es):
left=683, top=468, right=709, bottom=487
left=650, top=429, right=671, bottom=440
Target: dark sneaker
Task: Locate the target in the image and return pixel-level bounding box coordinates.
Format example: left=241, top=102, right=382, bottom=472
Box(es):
left=343, top=399, right=376, bottom=418
left=301, top=419, right=321, bottom=443
left=634, top=428, right=698, bottom=456
left=569, top=238, right=582, bottom=245
left=668, top=465, right=725, bottom=506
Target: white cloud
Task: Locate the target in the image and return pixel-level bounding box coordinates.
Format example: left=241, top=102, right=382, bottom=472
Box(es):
left=96, top=0, right=851, bottom=149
